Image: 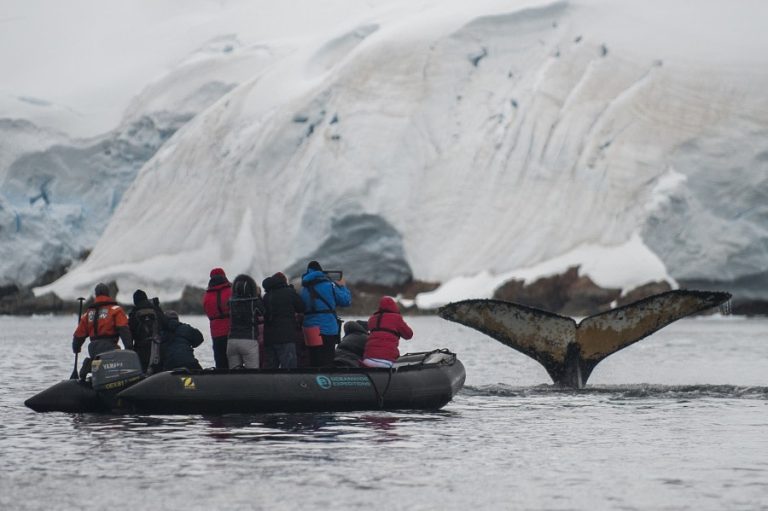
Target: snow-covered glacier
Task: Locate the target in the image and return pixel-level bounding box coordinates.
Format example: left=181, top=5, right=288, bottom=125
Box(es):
left=3, top=0, right=766, bottom=305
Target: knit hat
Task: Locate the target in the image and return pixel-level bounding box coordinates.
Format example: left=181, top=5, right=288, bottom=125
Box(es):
left=307, top=260, right=323, bottom=272
left=133, top=289, right=148, bottom=305
left=165, top=310, right=179, bottom=320
left=273, top=272, right=287, bottom=283
left=210, top=267, right=226, bottom=278
left=94, top=283, right=110, bottom=297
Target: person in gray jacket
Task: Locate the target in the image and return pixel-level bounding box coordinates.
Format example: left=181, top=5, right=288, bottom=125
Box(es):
left=334, top=320, right=369, bottom=368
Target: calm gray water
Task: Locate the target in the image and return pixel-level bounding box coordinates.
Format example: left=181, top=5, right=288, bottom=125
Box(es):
left=1, top=315, right=766, bottom=511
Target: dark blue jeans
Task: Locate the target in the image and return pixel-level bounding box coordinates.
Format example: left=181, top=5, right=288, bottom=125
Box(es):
left=265, top=343, right=297, bottom=369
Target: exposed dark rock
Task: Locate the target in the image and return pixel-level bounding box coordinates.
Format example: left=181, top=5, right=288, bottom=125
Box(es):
left=731, top=300, right=768, bottom=316
left=284, top=214, right=412, bottom=287
left=494, top=266, right=621, bottom=316
left=162, top=286, right=205, bottom=315
left=29, top=262, right=71, bottom=288
left=561, top=275, right=621, bottom=317
left=615, top=281, right=672, bottom=307
left=0, top=288, right=64, bottom=315
left=0, top=284, right=19, bottom=299
left=494, top=266, right=580, bottom=312
left=344, top=280, right=440, bottom=316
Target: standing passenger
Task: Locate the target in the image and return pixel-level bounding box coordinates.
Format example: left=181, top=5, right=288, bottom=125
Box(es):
left=72, top=283, right=133, bottom=379
left=300, top=261, right=351, bottom=367
left=127, top=289, right=164, bottom=373
left=262, top=272, right=305, bottom=369
left=362, top=296, right=413, bottom=368
left=203, top=267, right=232, bottom=369
left=227, top=274, right=264, bottom=369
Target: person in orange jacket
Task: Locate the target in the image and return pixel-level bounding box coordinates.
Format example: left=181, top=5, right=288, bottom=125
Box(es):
left=72, top=283, right=133, bottom=378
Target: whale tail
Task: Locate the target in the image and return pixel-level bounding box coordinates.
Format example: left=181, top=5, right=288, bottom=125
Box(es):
left=438, top=290, right=731, bottom=388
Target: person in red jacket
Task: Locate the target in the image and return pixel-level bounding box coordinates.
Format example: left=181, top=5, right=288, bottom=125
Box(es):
left=203, top=267, right=232, bottom=369
left=362, top=296, right=413, bottom=368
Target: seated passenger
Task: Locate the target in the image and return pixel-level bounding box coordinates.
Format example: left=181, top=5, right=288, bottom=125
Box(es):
left=160, top=311, right=203, bottom=371
left=362, top=296, right=413, bottom=368
left=228, top=274, right=265, bottom=369
left=334, top=320, right=369, bottom=368
left=72, top=283, right=133, bottom=379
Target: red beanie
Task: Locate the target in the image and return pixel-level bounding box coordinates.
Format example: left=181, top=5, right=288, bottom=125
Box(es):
left=210, top=267, right=226, bottom=277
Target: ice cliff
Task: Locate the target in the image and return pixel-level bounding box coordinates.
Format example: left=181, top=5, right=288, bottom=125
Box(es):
left=2, top=0, right=766, bottom=305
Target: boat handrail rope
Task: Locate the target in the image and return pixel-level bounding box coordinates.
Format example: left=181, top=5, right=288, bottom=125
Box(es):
left=364, top=366, right=396, bottom=409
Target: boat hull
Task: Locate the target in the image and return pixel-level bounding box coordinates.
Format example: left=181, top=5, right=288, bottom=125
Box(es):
left=118, top=351, right=465, bottom=414
left=26, top=350, right=465, bottom=414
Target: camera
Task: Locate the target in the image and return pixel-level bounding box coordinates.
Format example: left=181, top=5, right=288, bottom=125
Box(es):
left=323, top=270, right=343, bottom=281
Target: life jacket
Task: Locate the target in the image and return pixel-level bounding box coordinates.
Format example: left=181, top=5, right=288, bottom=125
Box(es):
left=78, top=299, right=126, bottom=342
left=369, top=311, right=401, bottom=337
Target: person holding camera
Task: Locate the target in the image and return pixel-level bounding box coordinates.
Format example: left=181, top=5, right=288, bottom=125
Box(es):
left=300, top=260, right=351, bottom=367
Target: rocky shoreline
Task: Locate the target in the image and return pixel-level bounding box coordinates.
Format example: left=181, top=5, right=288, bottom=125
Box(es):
left=2, top=266, right=765, bottom=317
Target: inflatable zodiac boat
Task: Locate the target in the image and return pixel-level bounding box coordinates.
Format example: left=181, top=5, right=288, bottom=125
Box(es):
left=25, top=349, right=466, bottom=414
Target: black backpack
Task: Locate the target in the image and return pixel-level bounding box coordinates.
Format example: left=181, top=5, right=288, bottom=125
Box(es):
left=133, top=307, right=161, bottom=347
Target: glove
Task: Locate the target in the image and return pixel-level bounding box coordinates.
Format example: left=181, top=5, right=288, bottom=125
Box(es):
left=72, top=337, right=83, bottom=354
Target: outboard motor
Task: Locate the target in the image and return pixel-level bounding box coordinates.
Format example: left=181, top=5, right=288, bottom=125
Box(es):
left=91, top=350, right=145, bottom=409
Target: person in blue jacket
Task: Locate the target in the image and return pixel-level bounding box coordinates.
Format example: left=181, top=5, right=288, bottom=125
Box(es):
left=300, top=260, right=352, bottom=367
left=159, top=311, right=203, bottom=371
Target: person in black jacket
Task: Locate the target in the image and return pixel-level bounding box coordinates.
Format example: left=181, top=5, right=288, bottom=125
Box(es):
left=334, top=320, right=369, bottom=368
left=262, top=272, right=305, bottom=369
left=227, top=274, right=265, bottom=369
left=127, top=289, right=165, bottom=372
left=160, top=311, right=203, bottom=371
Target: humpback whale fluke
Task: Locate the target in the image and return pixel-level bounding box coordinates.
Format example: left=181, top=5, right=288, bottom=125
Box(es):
left=438, top=290, right=731, bottom=388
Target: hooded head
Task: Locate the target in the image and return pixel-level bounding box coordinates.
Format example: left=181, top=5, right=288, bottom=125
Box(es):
left=343, top=319, right=369, bottom=335
left=262, top=271, right=289, bottom=292
left=307, top=260, right=323, bottom=272
left=133, top=289, right=148, bottom=305
left=232, top=274, right=260, bottom=298
left=208, top=267, right=229, bottom=288
left=377, top=296, right=400, bottom=313
left=94, top=283, right=110, bottom=297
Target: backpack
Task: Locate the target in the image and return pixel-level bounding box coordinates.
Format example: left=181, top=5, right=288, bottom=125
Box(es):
left=133, top=307, right=161, bottom=347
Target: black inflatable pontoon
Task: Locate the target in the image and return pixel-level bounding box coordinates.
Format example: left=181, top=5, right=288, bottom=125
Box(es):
left=25, top=349, right=465, bottom=414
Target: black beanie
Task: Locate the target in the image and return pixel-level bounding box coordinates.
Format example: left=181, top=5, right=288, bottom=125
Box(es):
left=307, top=260, right=323, bottom=272
left=94, top=283, right=110, bottom=297
left=133, top=289, right=148, bottom=305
